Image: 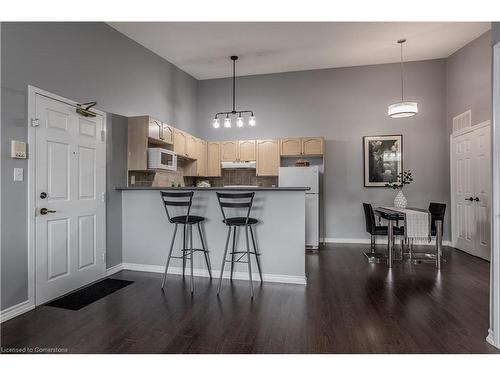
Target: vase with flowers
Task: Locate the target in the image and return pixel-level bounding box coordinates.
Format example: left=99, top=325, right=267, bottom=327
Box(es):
left=386, top=170, right=413, bottom=209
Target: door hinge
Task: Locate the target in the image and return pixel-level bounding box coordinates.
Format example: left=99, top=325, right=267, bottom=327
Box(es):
left=31, top=118, right=40, bottom=127
left=101, top=130, right=106, bottom=142
left=101, top=192, right=106, bottom=202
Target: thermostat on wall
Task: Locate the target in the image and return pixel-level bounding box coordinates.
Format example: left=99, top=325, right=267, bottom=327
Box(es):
left=11, top=140, right=27, bottom=159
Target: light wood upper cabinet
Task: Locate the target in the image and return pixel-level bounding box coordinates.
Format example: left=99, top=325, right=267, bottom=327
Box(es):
left=162, top=124, right=174, bottom=144
left=280, top=136, right=324, bottom=156
left=148, top=118, right=162, bottom=141
left=173, top=129, right=186, bottom=156
left=186, top=135, right=198, bottom=159
left=198, top=140, right=208, bottom=176
left=128, top=117, right=149, bottom=170
left=256, top=139, right=280, bottom=176
left=301, top=137, right=324, bottom=155
left=207, top=142, right=221, bottom=177
left=239, top=140, right=256, bottom=161
left=280, top=138, right=302, bottom=156
left=221, top=141, right=239, bottom=162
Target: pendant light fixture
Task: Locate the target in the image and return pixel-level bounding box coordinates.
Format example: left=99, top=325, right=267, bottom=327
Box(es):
left=212, top=56, right=256, bottom=128
left=388, top=39, right=418, bottom=118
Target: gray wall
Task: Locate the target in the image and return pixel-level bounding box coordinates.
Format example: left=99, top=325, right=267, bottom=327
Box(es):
left=197, top=60, right=450, bottom=241
left=106, top=114, right=128, bottom=268
left=492, top=23, right=500, bottom=45
left=1, top=22, right=197, bottom=310
left=447, top=31, right=491, bottom=133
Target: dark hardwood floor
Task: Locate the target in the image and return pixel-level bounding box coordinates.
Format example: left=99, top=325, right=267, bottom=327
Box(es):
left=1, top=244, right=498, bottom=353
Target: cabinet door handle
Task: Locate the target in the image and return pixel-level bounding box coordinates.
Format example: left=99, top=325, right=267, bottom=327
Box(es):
left=465, top=197, right=474, bottom=201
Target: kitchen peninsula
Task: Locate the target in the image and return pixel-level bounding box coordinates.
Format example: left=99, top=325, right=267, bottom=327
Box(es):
left=116, top=186, right=309, bottom=284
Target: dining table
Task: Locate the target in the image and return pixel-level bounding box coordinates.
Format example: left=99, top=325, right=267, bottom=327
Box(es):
left=373, top=207, right=443, bottom=269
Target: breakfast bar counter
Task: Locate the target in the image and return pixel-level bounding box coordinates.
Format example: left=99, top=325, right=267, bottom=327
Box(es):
left=116, top=186, right=309, bottom=285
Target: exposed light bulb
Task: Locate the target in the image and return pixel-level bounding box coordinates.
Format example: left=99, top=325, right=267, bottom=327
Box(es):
left=248, top=115, right=256, bottom=127
left=224, top=117, right=231, bottom=128
left=212, top=118, right=220, bottom=128
left=236, top=115, right=244, bottom=127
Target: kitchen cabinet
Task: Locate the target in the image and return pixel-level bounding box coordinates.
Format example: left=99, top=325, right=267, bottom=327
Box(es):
left=162, top=124, right=174, bottom=144
left=184, top=137, right=207, bottom=177
left=186, top=135, right=198, bottom=159
left=147, top=117, right=173, bottom=145
left=280, top=136, right=324, bottom=156
left=221, top=141, right=239, bottom=162
left=207, top=142, right=221, bottom=177
left=301, top=137, right=324, bottom=155
left=197, top=140, right=208, bottom=176
left=148, top=118, right=162, bottom=141
left=127, top=116, right=149, bottom=170
left=173, top=128, right=187, bottom=157
left=256, top=139, right=280, bottom=176
left=239, top=140, right=256, bottom=161
left=280, top=138, right=302, bottom=156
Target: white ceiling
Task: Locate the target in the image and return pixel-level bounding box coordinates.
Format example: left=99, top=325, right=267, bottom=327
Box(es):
left=108, top=22, right=490, bottom=80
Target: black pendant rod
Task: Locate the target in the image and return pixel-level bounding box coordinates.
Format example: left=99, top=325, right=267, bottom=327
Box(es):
left=213, top=55, right=255, bottom=121
left=231, top=55, right=238, bottom=113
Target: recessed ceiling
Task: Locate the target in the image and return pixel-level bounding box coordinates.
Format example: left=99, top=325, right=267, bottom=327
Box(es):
left=108, top=22, right=490, bottom=80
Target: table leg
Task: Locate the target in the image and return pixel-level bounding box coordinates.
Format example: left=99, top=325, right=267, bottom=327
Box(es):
left=436, top=220, right=443, bottom=270
left=387, top=219, right=393, bottom=268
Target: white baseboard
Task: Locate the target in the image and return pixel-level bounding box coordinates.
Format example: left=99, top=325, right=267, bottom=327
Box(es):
left=0, top=299, right=35, bottom=323
left=121, top=262, right=307, bottom=285
left=321, top=237, right=453, bottom=247
left=106, top=263, right=124, bottom=277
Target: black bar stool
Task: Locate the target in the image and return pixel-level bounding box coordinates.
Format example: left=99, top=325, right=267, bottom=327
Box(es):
left=216, top=192, right=262, bottom=298
left=160, top=191, right=212, bottom=294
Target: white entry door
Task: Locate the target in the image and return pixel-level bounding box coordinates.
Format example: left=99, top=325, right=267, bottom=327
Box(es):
left=452, top=123, right=491, bottom=260
left=33, top=90, right=106, bottom=305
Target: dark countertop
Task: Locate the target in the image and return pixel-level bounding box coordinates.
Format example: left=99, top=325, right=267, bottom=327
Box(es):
left=116, top=186, right=310, bottom=191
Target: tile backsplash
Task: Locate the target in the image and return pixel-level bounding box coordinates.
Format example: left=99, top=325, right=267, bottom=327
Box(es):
left=185, top=169, right=277, bottom=188
left=130, top=168, right=277, bottom=188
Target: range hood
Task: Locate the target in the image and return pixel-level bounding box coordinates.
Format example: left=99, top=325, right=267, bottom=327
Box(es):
left=221, top=161, right=256, bottom=169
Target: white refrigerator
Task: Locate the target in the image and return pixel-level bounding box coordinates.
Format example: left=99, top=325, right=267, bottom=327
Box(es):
left=278, top=166, right=320, bottom=249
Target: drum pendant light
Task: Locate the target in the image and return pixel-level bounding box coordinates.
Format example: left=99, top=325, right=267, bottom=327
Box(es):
left=388, top=39, right=418, bottom=118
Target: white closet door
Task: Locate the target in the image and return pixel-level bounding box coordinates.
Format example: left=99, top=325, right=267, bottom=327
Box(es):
left=453, top=131, right=476, bottom=254
left=472, top=125, right=491, bottom=260
left=452, top=124, right=491, bottom=260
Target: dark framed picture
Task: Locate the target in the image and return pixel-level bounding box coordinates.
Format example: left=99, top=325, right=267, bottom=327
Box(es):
left=363, top=135, right=403, bottom=187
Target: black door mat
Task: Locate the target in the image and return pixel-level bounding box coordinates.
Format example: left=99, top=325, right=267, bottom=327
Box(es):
left=45, top=278, right=134, bottom=311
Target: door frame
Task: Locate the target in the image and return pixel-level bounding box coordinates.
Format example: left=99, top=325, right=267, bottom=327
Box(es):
left=489, top=42, right=500, bottom=349
left=27, top=85, right=107, bottom=306
left=450, top=120, right=491, bottom=251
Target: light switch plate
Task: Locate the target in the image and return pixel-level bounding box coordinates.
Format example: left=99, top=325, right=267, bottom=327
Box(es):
left=14, top=168, right=24, bottom=182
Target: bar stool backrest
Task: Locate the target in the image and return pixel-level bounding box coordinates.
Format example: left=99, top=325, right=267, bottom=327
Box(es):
left=216, top=192, right=255, bottom=225
left=160, top=191, right=193, bottom=224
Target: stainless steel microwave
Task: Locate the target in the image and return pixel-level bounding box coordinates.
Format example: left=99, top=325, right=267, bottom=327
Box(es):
left=148, top=148, right=177, bottom=171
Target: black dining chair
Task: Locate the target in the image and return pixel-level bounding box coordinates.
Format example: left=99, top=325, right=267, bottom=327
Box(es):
left=408, top=203, right=446, bottom=265
left=429, top=203, right=446, bottom=237
left=363, top=203, right=404, bottom=261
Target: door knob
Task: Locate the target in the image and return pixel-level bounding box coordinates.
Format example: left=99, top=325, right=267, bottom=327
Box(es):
left=40, top=192, right=47, bottom=199
left=40, top=208, right=56, bottom=215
